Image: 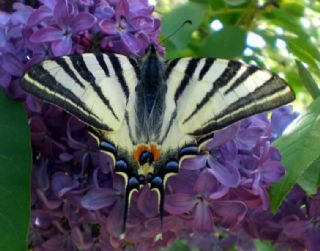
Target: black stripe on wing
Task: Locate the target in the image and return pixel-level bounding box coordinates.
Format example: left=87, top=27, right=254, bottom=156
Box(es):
left=70, top=54, right=119, bottom=121
left=165, top=58, right=180, bottom=79
left=174, top=58, right=201, bottom=102
left=198, top=58, right=215, bottom=81
left=124, top=111, right=137, bottom=145
left=95, top=53, right=110, bottom=77
left=108, top=54, right=130, bottom=99
left=224, top=65, right=259, bottom=95
left=159, top=109, right=177, bottom=144
left=128, top=57, right=141, bottom=80
left=55, top=57, right=85, bottom=88
left=189, top=76, right=295, bottom=136
left=21, top=65, right=112, bottom=131
left=182, top=60, right=242, bottom=124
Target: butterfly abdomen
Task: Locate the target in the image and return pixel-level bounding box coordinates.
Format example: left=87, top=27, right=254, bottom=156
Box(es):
left=135, top=47, right=167, bottom=141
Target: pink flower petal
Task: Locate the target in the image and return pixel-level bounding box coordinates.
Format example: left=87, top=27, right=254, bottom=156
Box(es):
left=305, top=227, right=320, bottom=251
left=0, top=53, right=24, bottom=77
left=121, top=32, right=141, bottom=54
left=181, top=154, right=207, bottom=170
left=166, top=169, right=197, bottom=194
left=40, top=0, right=56, bottom=10
left=194, top=169, right=218, bottom=195
left=51, top=37, right=72, bottom=56
left=260, top=161, right=285, bottom=184
left=194, top=202, right=213, bottom=233
left=81, top=188, right=118, bottom=210
left=137, top=186, right=158, bottom=218
left=106, top=201, right=123, bottom=237
left=27, top=6, right=52, bottom=26
left=283, top=220, right=309, bottom=238
left=70, top=13, right=96, bottom=34
left=99, top=19, right=118, bottom=34
left=53, top=0, right=73, bottom=27
left=309, top=195, right=320, bottom=217
left=210, top=200, right=247, bottom=230
left=165, top=193, right=196, bottom=215
left=36, top=189, right=62, bottom=210
left=206, top=124, right=239, bottom=149
left=208, top=158, right=240, bottom=187
left=30, top=26, right=63, bottom=43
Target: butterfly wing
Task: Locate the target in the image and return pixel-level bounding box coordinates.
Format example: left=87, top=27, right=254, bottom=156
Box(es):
left=21, top=53, right=139, bottom=132
left=159, top=57, right=295, bottom=151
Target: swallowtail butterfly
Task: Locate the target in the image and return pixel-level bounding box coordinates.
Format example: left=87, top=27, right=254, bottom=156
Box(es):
left=21, top=44, right=295, bottom=234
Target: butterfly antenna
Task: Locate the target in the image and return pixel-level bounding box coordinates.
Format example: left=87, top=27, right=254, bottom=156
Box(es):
left=160, top=20, right=192, bottom=44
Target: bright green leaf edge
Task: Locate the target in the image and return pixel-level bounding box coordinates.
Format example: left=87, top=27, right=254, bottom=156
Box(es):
left=298, top=157, right=320, bottom=195
left=0, top=90, right=32, bottom=251
left=255, top=240, right=276, bottom=251
left=296, top=60, right=320, bottom=100
left=270, top=97, right=320, bottom=212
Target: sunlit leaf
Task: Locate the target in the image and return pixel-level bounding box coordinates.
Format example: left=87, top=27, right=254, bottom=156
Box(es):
left=224, top=0, right=248, bottom=6
left=161, top=240, right=199, bottom=251
left=282, top=2, right=305, bottom=16
left=270, top=97, right=320, bottom=211
left=255, top=240, right=276, bottom=251
left=298, top=157, right=320, bottom=195
left=265, top=8, right=309, bottom=38
left=296, top=60, right=320, bottom=99
left=197, top=26, right=246, bottom=59
left=286, top=36, right=320, bottom=62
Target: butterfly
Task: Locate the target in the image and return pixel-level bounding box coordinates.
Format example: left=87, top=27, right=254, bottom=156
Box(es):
left=21, top=44, right=295, bottom=234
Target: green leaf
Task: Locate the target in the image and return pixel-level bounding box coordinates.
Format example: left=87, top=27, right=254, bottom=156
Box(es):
left=270, top=97, right=320, bottom=211
left=0, top=90, right=32, bottom=251
left=298, top=157, right=320, bottom=195
left=161, top=2, right=205, bottom=50
left=286, top=36, right=320, bottom=62
left=161, top=240, right=199, bottom=251
left=286, top=41, right=320, bottom=80
left=266, top=8, right=309, bottom=38
left=254, top=240, right=276, bottom=251
left=296, top=61, right=320, bottom=99
left=282, top=2, right=305, bottom=17
left=197, top=26, right=247, bottom=59
left=224, top=0, right=248, bottom=6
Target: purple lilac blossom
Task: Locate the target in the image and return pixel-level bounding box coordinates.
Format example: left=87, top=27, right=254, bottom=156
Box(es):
left=0, top=1, right=312, bottom=251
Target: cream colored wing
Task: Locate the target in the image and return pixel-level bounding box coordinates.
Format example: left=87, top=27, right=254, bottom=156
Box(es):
left=159, top=57, right=295, bottom=151
left=21, top=53, right=139, bottom=132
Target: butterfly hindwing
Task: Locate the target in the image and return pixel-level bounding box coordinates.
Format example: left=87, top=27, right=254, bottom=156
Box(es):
left=160, top=57, right=295, bottom=150
left=21, top=53, right=139, bottom=132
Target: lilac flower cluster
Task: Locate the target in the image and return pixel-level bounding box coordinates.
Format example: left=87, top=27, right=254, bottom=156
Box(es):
left=0, top=0, right=161, bottom=98
left=0, top=1, right=314, bottom=251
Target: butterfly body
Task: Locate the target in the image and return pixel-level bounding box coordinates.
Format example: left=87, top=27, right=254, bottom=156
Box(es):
left=21, top=44, right=295, bottom=234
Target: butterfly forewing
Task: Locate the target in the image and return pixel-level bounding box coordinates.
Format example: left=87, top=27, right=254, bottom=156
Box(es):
left=161, top=57, right=295, bottom=145
left=22, top=53, right=139, bottom=132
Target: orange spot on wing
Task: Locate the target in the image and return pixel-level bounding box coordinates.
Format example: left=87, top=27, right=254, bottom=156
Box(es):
left=150, top=144, right=161, bottom=161
left=133, top=145, right=148, bottom=161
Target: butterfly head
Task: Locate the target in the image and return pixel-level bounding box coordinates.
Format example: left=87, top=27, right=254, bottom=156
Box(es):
left=144, top=44, right=158, bottom=56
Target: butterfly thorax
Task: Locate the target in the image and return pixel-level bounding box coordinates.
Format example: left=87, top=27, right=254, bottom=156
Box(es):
left=135, top=45, right=167, bottom=143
